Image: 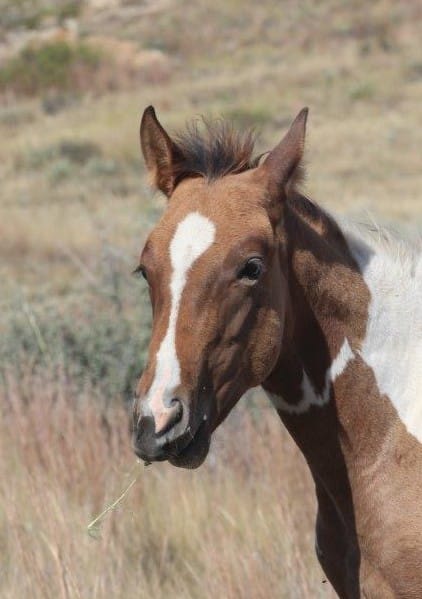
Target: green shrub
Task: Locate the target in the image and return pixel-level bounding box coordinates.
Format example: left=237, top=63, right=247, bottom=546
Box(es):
left=1, top=302, right=150, bottom=402
left=0, top=254, right=151, bottom=403
left=58, top=139, right=102, bottom=164
left=0, top=1, right=84, bottom=31
left=86, top=157, right=120, bottom=177
left=349, top=81, right=375, bottom=102
left=48, top=157, right=74, bottom=183
left=41, top=91, right=79, bottom=115
left=0, top=40, right=101, bottom=96
left=20, top=139, right=102, bottom=169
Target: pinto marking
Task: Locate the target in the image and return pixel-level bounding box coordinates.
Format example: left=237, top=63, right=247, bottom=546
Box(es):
left=269, top=338, right=355, bottom=414
left=145, top=212, right=216, bottom=427
left=344, top=226, right=422, bottom=444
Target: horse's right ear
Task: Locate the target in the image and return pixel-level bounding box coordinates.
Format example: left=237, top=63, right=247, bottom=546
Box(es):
left=256, top=108, right=308, bottom=222
left=140, top=106, right=183, bottom=198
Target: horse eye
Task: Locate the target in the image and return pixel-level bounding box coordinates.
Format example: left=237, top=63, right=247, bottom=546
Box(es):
left=132, top=265, right=148, bottom=281
left=237, top=257, right=263, bottom=283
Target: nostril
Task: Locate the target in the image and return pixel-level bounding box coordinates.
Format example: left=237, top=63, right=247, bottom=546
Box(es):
left=169, top=397, right=183, bottom=422
left=154, top=397, right=183, bottom=437
left=165, top=396, right=181, bottom=409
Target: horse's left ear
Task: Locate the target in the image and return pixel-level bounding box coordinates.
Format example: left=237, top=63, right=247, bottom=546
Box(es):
left=140, top=106, right=184, bottom=198
left=258, top=107, right=308, bottom=217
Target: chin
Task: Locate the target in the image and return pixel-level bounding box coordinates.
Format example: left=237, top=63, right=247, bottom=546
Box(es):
left=169, top=428, right=211, bottom=469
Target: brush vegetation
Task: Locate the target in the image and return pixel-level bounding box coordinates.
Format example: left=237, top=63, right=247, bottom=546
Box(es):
left=0, top=0, right=83, bottom=30
left=0, top=0, right=420, bottom=597
left=0, top=40, right=101, bottom=96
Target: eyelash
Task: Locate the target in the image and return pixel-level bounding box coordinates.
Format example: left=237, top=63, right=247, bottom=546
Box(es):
left=132, top=265, right=148, bottom=281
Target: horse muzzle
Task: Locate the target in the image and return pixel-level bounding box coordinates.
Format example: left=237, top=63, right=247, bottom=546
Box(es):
left=132, top=396, right=211, bottom=469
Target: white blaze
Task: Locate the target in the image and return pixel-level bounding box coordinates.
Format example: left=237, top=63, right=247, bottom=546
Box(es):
left=146, top=212, right=216, bottom=419
left=269, top=338, right=355, bottom=415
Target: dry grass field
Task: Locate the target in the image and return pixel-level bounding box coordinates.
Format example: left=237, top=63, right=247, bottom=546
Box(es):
left=0, top=1, right=421, bottom=597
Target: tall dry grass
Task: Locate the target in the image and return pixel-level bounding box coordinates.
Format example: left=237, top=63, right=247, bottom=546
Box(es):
left=0, top=369, right=334, bottom=598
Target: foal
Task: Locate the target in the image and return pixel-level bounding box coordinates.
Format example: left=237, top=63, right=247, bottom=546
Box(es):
left=132, top=106, right=422, bottom=598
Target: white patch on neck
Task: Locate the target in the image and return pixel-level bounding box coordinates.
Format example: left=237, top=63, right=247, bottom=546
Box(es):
left=269, top=338, right=355, bottom=415
left=146, top=212, right=216, bottom=418
left=344, top=227, right=422, bottom=443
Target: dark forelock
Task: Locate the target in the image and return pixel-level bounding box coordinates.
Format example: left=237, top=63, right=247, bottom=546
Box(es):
left=172, top=118, right=259, bottom=184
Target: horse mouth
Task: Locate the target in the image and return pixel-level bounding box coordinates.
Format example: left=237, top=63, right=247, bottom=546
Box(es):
left=168, top=421, right=211, bottom=469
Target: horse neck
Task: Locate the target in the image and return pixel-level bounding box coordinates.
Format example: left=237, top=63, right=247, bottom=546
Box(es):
left=263, top=194, right=392, bottom=501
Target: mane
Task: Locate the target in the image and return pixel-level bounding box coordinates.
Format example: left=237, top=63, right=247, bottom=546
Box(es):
left=288, top=191, right=422, bottom=272
left=172, top=118, right=259, bottom=183
left=338, top=216, right=422, bottom=273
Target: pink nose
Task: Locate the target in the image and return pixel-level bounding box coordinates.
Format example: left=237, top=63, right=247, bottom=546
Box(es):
left=153, top=398, right=183, bottom=436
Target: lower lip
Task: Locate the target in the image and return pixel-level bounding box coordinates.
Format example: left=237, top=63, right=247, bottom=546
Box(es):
left=170, top=422, right=210, bottom=464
